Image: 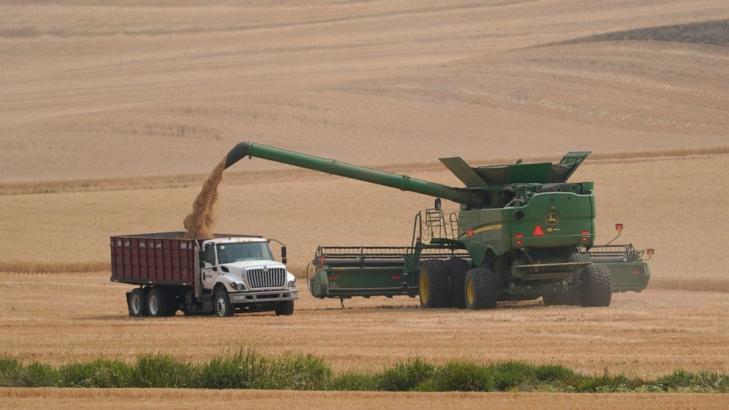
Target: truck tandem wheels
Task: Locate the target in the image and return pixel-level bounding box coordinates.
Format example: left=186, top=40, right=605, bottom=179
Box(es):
left=127, top=287, right=177, bottom=317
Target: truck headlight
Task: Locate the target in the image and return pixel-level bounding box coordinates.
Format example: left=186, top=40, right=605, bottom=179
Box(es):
left=287, top=279, right=296, bottom=288
left=235, top=283, right=245, bottom=291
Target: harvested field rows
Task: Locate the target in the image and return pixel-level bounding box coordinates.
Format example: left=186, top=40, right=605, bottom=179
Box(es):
left=2, top=2, right=729, bottom=182
left=1, top=271, right=728, bottom=377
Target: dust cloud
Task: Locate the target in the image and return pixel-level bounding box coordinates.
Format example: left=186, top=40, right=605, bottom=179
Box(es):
left=184, top=159, right=226, bottom=239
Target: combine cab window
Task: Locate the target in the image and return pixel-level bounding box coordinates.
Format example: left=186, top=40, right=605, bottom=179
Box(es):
left=217, top=242, right=273, bottom=264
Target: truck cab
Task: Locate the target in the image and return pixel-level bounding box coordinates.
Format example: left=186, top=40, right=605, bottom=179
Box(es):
left=199, top=237, right=298, bottom=316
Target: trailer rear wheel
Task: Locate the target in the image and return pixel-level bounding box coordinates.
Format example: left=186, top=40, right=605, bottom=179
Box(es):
left=275, top=300, right=295, bottom=316
left=580, top=263, right=612, bottom=307
left=147, top=288, right=170, bottom=317
left=128, top=288, right=147, bottom=317
left=214, top=287, right=234, bottom=317
left=464, top=267, right=499, bottom=309
left=419, top=260, right=450, bottom=308
left=446, top=258, right=470, bottom=308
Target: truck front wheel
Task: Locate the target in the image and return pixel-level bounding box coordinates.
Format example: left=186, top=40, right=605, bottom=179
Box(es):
left=275, top=300, right=295, bottom=316
left=214, top=287, right=234, bottom=317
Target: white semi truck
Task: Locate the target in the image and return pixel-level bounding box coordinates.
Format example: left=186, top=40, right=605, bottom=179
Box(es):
left=110, top=232, right=298, bottom=317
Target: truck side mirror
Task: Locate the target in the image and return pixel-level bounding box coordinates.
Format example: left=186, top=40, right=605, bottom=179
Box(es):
left=281, top=246, right=288, bottom=264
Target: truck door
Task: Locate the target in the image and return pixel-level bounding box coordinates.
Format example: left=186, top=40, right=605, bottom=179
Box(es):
left=201, top=243, right=218, bottom=290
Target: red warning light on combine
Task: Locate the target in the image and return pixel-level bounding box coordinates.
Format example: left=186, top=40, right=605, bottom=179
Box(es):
left=466, top=229, right=474, bottom=238
left=615, top=223, right=624, bottom=232
left=532, top=225, right=545, bottom=236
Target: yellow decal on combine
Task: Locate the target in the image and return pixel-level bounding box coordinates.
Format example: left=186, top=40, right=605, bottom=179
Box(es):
left=461, top=223, right=502, bottom=238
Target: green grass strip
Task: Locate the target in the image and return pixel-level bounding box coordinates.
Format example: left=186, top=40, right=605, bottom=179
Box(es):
left=1, top=353, right=727, bottom=392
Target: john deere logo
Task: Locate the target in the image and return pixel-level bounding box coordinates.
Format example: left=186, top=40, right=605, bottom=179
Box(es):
left=546, top=211, right=560, bottom=226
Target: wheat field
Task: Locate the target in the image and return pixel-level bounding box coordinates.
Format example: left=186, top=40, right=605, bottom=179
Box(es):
left=2, top=0, right=729, bottom=408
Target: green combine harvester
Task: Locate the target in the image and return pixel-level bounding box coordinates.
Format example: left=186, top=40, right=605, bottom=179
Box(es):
left=224, top=142, right=652, bottom=309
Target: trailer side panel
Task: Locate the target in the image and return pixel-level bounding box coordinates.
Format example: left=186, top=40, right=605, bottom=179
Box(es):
left=110, top=232, right=196, bottom=286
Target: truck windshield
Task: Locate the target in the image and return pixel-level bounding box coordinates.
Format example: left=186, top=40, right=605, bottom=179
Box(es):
left=217, top=242, right=273, bottom=264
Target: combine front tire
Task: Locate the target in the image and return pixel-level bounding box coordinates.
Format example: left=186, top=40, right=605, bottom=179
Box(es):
left=464, top=267, right=500, bottom=310
left=419, top=260, right=451, bottom=308
left=128, top=288, right=147, bottom=317
left=446, top=258, right=470, bottom=308
left=580, top=263, right=612, bottom=307
left=275, top=300, right=295, bottom=316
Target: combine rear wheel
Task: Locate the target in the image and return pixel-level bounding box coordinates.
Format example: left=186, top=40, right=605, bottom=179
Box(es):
left=128, top=288, right=147, bottom=317
left=464, top=267, right=500, bottom=310
left=446, top=258, right=470, bottom=308
left=419, top=260, right=450, bottom=308
left=580, top=263, right=612, bottom=307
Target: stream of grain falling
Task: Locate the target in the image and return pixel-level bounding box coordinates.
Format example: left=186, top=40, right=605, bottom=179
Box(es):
left=183, top=159, right=226, bottom=239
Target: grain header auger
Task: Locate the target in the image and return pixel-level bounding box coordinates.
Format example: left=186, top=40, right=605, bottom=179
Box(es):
left=224, top=142, right=652, bottom=310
